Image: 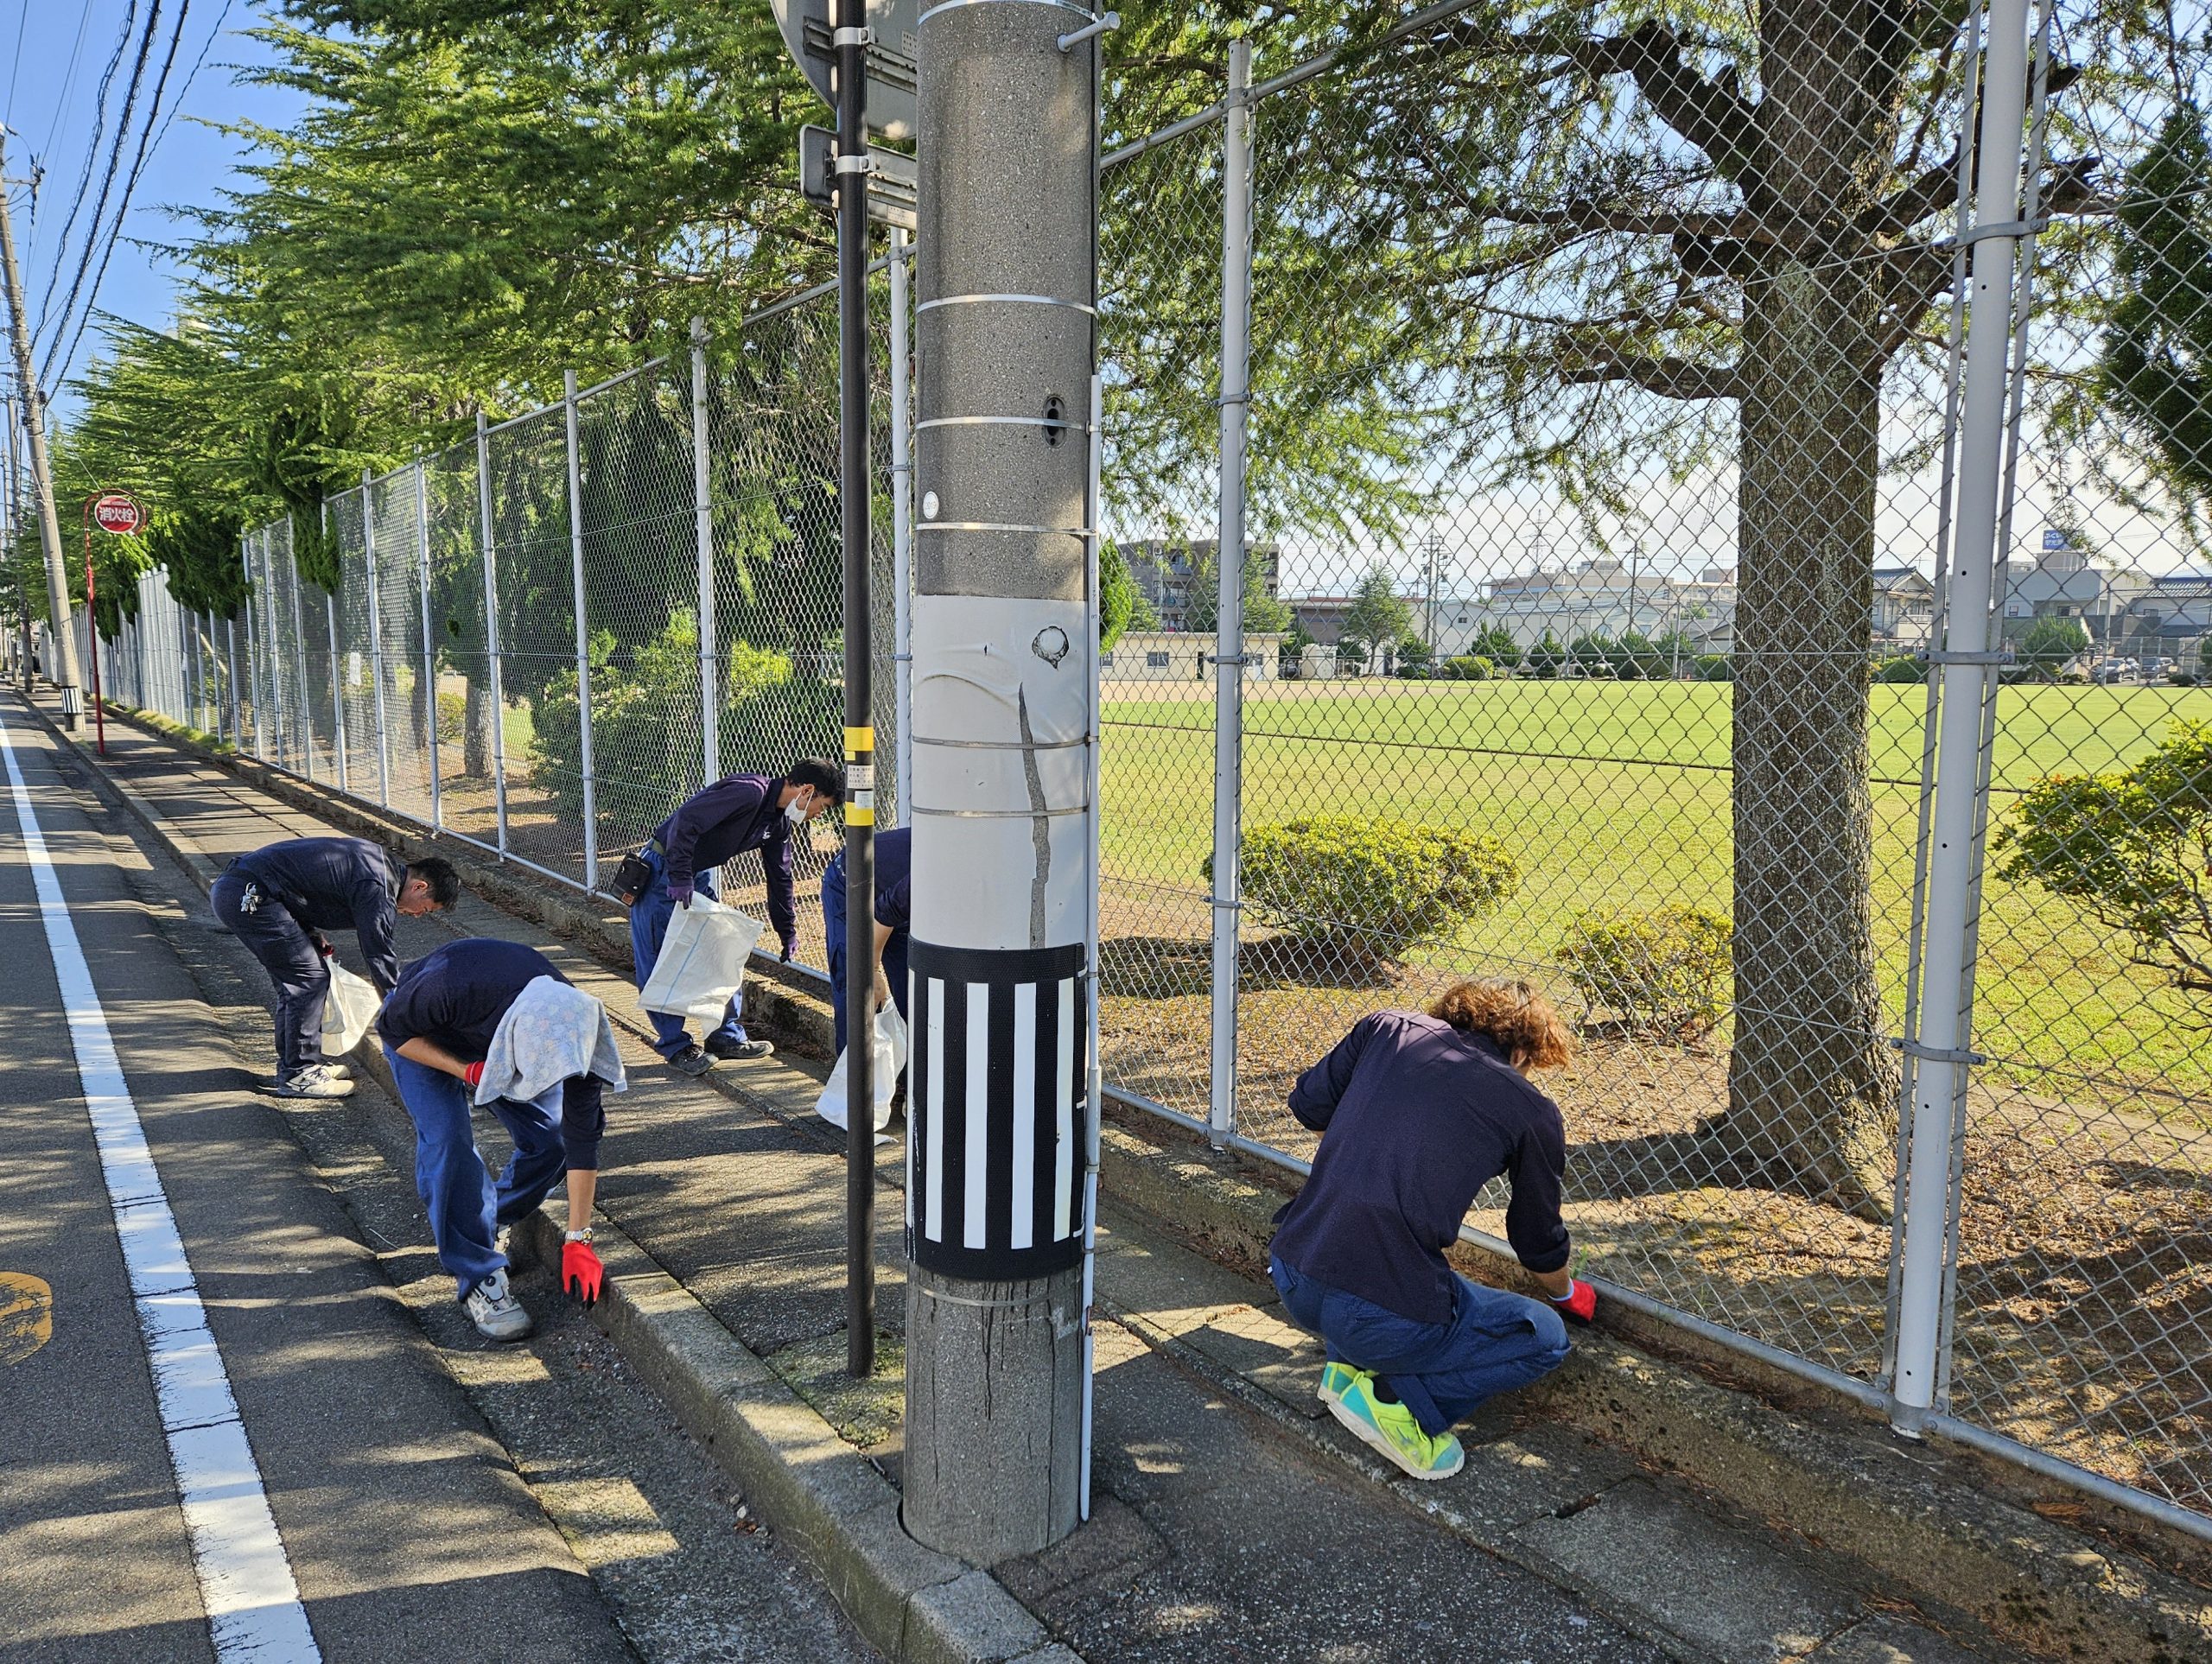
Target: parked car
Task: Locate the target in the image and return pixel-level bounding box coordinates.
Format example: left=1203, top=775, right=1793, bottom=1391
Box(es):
left=2093, top=659, right=2139, bottom=684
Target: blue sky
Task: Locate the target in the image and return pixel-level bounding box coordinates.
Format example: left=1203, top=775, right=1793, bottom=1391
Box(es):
left=3, top=0, right=308, bottom=414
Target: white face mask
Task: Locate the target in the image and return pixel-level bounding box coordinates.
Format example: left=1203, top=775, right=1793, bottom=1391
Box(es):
left=785, top=791, right=811, bottom=827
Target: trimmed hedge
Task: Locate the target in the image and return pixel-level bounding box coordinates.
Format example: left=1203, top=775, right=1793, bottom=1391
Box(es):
left=1211, top=816, right=1519, bottom=966
left=1556, top=905, right=1732, bottom=1038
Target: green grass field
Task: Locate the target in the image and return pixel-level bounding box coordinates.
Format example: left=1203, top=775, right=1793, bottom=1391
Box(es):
left=1098, top=677, right=2212, bottom=1113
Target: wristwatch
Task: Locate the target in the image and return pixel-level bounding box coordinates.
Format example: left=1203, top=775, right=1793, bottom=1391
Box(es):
left=565, top=1228, right=594, bottom=1245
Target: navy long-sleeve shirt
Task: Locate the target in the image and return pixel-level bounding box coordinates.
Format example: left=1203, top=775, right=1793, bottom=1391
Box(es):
left=822, top=825, right=911, bottom=934
left=1267, top=1010, right=1571, bottom=1325
left=234, top=836, right=404, bottom=992
left=652, top=773, right=797, bottom=945
left=377, top=937, right=607, bottom=1171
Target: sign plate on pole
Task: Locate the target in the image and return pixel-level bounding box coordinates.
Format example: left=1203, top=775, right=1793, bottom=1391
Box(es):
left=92, top=493, right=145, bottom=536
left=798, top=125, right=918, bottom=232
left=772, top=0, right=918, bottom=141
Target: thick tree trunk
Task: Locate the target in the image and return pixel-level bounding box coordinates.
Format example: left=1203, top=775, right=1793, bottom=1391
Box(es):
left=463, top=676, right=497, bottom=776
left=1727, top=255, right=1899, bottom=1220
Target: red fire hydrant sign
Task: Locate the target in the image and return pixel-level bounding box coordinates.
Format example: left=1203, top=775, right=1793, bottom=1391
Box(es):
left=92, top=493, right=144, bottom=535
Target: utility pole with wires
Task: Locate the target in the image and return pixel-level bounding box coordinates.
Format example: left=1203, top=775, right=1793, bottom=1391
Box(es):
left=0, top=133, right=84, bottom=730
left=901, top=0, right=1101, bottom=1560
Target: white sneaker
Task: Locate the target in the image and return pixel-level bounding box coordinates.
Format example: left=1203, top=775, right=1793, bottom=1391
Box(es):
left=462, top=1268, right=531, bottom=1342
left=271, top=1064, right=355, bottom=1099
left=316, top=1058, right=354, bottom=1077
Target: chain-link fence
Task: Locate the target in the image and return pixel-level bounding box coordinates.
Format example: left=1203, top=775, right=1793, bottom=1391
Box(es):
left=95, top=0, right=2210, bottom=1537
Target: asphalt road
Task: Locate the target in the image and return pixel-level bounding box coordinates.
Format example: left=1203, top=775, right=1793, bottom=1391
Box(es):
left=0, top=704, right=877, bottom=1664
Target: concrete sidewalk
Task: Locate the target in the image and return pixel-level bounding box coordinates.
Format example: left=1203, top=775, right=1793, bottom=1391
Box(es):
left=50, top=695, right=2202, bottom=1664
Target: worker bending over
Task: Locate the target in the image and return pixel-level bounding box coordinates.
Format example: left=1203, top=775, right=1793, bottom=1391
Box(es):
left=377, top=937, right=627, bottom=1342
left=212, top=835, right=459, bottom=1098
left=1269, top=978, right=1596, bottom=1480
left=628, top=756, right=843, bottom=1076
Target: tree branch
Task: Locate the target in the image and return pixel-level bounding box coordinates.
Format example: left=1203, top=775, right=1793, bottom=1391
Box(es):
left=1573, top=22, right=1764, bottom=191
left=1560, top=349, right=1742, bottom=401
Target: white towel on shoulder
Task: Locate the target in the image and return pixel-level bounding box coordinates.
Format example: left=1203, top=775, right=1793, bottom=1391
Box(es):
left=474, top=976, right=629, bottom=1107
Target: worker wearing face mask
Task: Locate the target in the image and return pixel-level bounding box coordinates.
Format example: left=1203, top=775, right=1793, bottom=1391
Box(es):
left=626, top=757, right=845, bottom=1076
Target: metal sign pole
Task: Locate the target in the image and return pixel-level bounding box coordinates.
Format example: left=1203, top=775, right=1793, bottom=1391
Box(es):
left=836, top=0, right=879, bottom=1382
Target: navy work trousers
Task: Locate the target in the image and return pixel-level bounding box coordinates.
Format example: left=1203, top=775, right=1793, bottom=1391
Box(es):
left=823, top=885, right=910, bottom=1057
left=385, top=1046, right=568, bottom=1300
left=626, top=846, right=748, bottom=1058
left=1271, top=1254, right=1571, bottom=1436
left=212, top=870, right=328, bottom=1077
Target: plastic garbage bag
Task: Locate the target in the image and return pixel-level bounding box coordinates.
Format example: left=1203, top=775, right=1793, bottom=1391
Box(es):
left=323, top=962, right=382, bottom=1056
left=816, top=1000, right=908, bottom=1144
left=639, top=894, right=765, bottom=1023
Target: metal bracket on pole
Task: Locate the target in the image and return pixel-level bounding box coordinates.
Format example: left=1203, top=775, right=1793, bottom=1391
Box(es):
left=1890, top=1037, right=1987, bottom=1066
left=1056, top=10, right=1117, bottom=50
left=1916, top=647, right=2014, bottom=665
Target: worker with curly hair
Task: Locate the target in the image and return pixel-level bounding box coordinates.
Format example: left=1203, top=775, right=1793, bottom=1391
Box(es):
left=1268, top=977, right=1595, bottom=1480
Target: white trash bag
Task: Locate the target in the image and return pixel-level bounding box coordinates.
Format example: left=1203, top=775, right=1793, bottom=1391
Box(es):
left=639, top=895, right=765, bottom=1023
left=816, top=1000, right=908, bottom=1145
left=322, top=962, right=382, bottom=1057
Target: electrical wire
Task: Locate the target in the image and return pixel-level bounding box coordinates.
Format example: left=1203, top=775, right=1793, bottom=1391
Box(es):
left=35, top=0, right=167, bottom=383
left=35, top=2, right=141, bottom=331
left=49, top=0, right=194, bottom=391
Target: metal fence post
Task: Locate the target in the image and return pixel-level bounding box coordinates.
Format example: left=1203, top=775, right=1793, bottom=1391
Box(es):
left=564, top=369, right=600, bottom=891
left=1890, top=0, right=2034, bottom=1439
left=416, top=463, right=444, bottom=833
left=691, top=316, right=718, bottom=786
left=1206, top=38, right=1254, bottom=1152
left=475, top=411, right=510, bottom=854
left=361, top=468, right=392, bottom=807
left=890, top=228, right=914, bottom=824
left=226, top=614, right=240, bottom=748
left=326, top=589, right=349, bottom=794
left=242, top=539, right=263, bottom=759
left=289, top=522, right=315, bottom=781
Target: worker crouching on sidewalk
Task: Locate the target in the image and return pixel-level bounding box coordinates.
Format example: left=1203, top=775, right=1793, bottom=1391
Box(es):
left=212, top=836, right=460, bottom=1098
left=1268, top=978, right=1595, bottom=1481
left=377, top=937, right=628, bottom=1342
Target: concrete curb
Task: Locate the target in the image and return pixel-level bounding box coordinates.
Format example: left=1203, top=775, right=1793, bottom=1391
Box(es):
left=58, top=698, right=2212, bottom=1663
left=35, top=698, right=1072, bottom=1664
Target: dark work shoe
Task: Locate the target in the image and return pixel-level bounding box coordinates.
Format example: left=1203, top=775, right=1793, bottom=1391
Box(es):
left=704, top=1036, right=774, bottom=1062
left=667, top=1045, right=718, bottom=1078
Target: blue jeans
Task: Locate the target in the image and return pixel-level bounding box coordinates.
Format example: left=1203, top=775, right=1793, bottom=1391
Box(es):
left=823, top=881, right=909, bottom=1057
left=626, top=846, right=747, bottom=1058
left=386, top=1047, right=569, bottom=1299
left=213, top=870, right=329, bottom=1077
left=1271, top=1255, right=1571, bottom=1436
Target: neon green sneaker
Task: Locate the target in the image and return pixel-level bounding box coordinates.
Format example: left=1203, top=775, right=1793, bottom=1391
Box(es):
left=1327, top=1370, right=1465, bottom=1480
left=1317, top=1360, right=1360, bottom=1405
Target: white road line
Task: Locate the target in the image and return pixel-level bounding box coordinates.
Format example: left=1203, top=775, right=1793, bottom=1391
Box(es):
left=0, top=708, right=321, bottom=1662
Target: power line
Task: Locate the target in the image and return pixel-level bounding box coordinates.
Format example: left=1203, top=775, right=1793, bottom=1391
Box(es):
left=49, top=0, right=194, bottom=391
left=35, top=2, right=141, bottom=330
left=35, top=0, right=164, bottom=382
left=29, top=0, right=99, bottom=185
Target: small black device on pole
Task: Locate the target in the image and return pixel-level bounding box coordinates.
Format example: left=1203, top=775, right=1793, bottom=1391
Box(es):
left=835, top=0, right=878, bottom=1381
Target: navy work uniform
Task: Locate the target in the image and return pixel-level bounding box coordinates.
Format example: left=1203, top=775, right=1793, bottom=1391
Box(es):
left=211, top=835, right=405, bottom=1078
left=376, top=938, right=607, bottom=1300
left=822, top=824, right=912, bottom=1057
left=629, top=772, right=799, bottom=1058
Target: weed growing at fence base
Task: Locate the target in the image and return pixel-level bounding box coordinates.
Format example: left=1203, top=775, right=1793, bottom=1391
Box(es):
left=1101, top=677, right=2212, bottom=1115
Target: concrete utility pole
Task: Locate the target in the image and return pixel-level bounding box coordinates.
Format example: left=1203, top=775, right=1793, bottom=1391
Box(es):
left=903, top=0, right=1098, bottom=1559
left=0, top=137, right=84, bottom=728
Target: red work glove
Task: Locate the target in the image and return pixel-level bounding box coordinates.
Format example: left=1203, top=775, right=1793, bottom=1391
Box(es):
left=314, top=936, right=335, bottom=957
left=461, top=1060, right=486, bottom=1089
left=1551, top=1277, right=1598, bottom=1326
left=563, top=1239, right=606, bottom=1306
